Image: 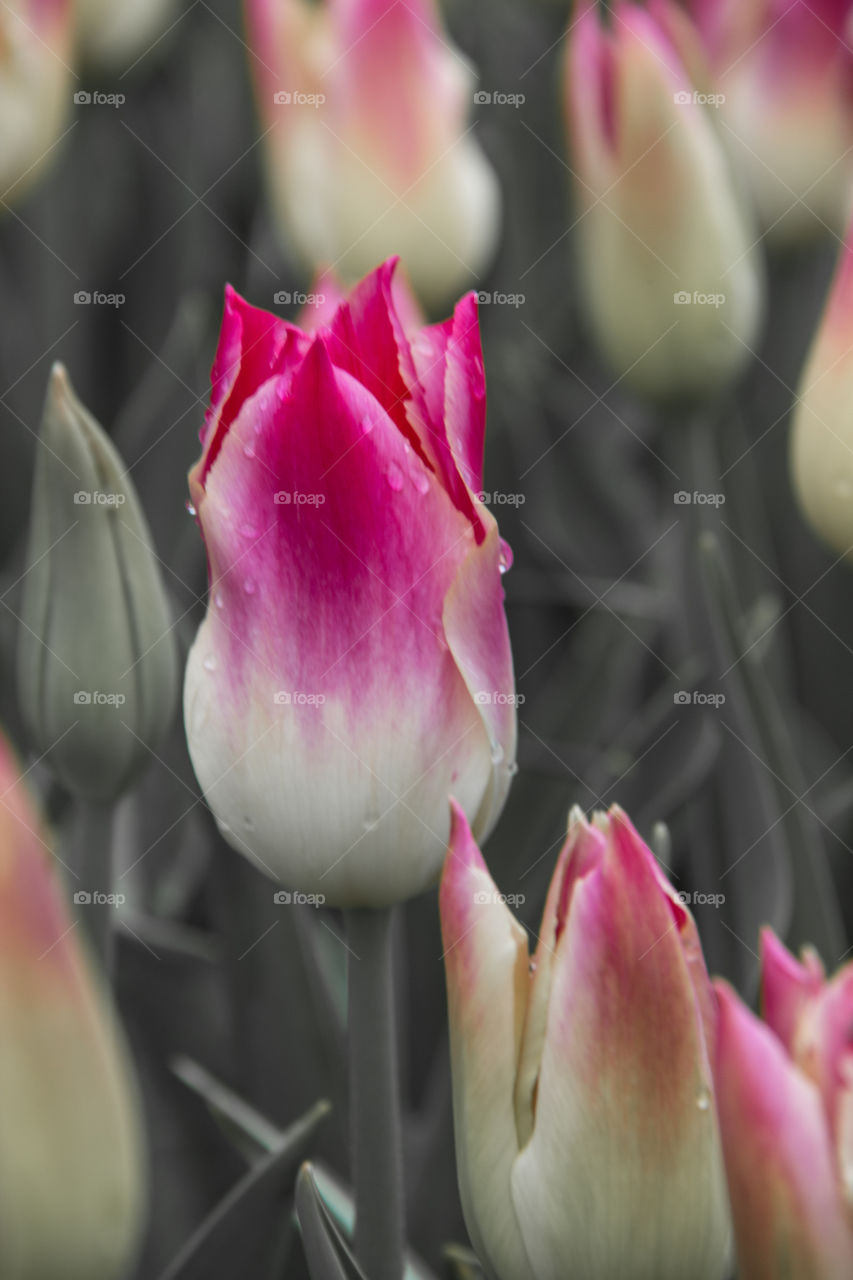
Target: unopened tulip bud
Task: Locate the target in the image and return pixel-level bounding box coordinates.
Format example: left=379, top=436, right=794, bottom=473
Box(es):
left=0, top=0, right=73, bottom=204
left=245, top=0, right=501, bottom=309
left=565, top=0, right=762, bottom=401
left=19, top=364, right=178, bottom=801
left=73, top=0, right=180, bottom=68
left=184, top=260, right=517, bottom=908
left=0, top=729, right=144, bottom=1279
left=790, top=223, right=853, bottom=558
left=440, top=802, right=732, bottom=1280
left=688, top=0, right=853, bottom=245
left=713, top=929, right=853, bottom=1277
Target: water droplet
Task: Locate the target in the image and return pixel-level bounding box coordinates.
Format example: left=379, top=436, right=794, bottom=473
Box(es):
left=414, top=472, right=429, bottom=495
left=243, top=578, right=257, bottom=596
left=243, top=442, right=256, bottom=459
left=490, top=742, right=505, bottom=765
left=528, top=959, right=537, bottom=975
left=203, top=654, right=217, bottom=672
left=499, top=538, right=514, bottom=574
left=239, top=522, right=259, bottom=540
left=361, top=417, right=375, bottom=435
left=387, top=463, right=404, bottom=491
left=696, top=1087, right=711, bottom=1112
left=508, top=760, right=519, bottom=777
left=185, top=501, right=197, bottom=517
left=214, top=590, right=224, bottom=610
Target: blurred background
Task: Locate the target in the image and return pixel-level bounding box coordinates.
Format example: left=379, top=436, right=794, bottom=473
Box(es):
left=2, top=0, right=852, bottom=1274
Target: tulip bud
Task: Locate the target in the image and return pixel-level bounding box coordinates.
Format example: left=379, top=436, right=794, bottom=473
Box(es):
left=713, top=929, right=853, bottom=1277
left=19, top=363, right=179, bottom=801
left=0, top=0, right=73, bottom=204
left=564, top=0, right=762, bottom=401
left=790, top=224, right=853, bottom=558
left=0, top=729, right=145, bottom=1279
left=440, top=802, right=731, bottom=1280
left=73, top=0, right=180, bottom=68
left=245, top=0, right=501, bottom=309
left=688, top=0, right=853, bottom=245
left=184, top=259, right=517, bottom=909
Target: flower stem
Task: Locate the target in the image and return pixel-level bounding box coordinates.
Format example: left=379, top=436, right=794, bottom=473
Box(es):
left=72, top=798, right=115, bottom=978
left=344, top=906, right=405, bottom=1280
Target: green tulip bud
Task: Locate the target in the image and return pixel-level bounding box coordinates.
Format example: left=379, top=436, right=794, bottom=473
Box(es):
left=18, top=363, right=178, bottom=801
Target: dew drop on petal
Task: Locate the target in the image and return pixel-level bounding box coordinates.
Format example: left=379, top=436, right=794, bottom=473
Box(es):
left=243, top=442, right=256, bottom=459
left=185, top=501, right=197, bottom=517
left=414, top=471, right=429, bottom=496
left=696, top=1087, right=711, bottom=1112
left=490, top=742, right=505, bottom=765
left=203, top=654, right=217, bottom=672
left=239, top=522, right=259, bottom=540
left=508, top=760, right=519, bottom=777
left=214, top=590, right=224, bottom=610
left=387, top=462, right=404, bottom=491
left=529, top=959, right=537, bottom=975
left=499, top=539, right=513, bottom=574
left=243, top=578, right=256, bottom=596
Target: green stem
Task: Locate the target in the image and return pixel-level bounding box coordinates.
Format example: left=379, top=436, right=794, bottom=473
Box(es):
left=72, top=799, right=116, bottom=978
left=345, top=906, right=405, bottom=1280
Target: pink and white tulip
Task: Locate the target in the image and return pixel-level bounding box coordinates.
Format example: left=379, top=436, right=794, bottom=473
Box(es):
left=564, top=0, right=762, bottom=400
left=440, top=802, right=731, bottom=1280
left=688, top=0, right=853, bottom=244
left=790, top=219, right=853, bottom=558
left=245, top=0, right=501, bottom=309
left=184, top=259, right=516, bottom=908
left=0, top=0, right=73, bottom=204
left=714, top=929, right=853, bottom=1278
left=0, top=730, right=145, bottom=1279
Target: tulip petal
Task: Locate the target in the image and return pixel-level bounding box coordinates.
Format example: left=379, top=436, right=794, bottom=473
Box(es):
left=760, top=926, right=824, bottom=1053
left=510, top=808, right=730, bottom=1280
left=440, top=802, right=536, bottom=1280
left=714, top=980, right=853, bottom=1279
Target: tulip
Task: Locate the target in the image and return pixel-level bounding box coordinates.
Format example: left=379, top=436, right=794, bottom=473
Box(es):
left=688, top=0, right=853, bottom=245
left=0, top=0, right=73, bottom=204
left=564, top=0, right=762, bottom=401
left=244, top=0, right=501, bottom=309
left=73, top=0, right=180, bottom=68
left=19, top=363, right=179, bottom=801
left=790, top=222, right=853, bottom=558
left=440, top=802, right=731, bottom=1280
left=0, top=729, right=145, bottom=1279
left=184, top=258, right=516, bottom=909
left=713, top=929, right=853, bottom=1277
